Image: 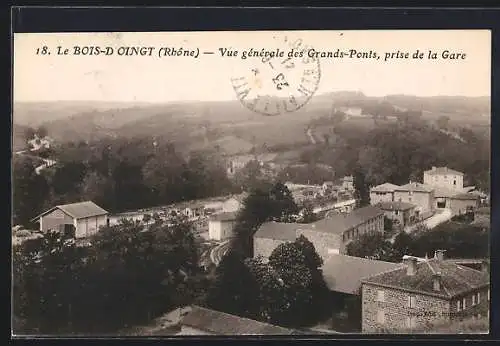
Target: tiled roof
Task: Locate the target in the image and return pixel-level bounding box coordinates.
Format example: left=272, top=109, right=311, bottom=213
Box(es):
left=370, top=183, right=400, bottom=193
left=376, top=201, right=416, bottom=211
left=361, top=258, right=489, bottom=299
left=254, top=222, right=299, bottom=241
left=424, top=167, right=464, bottom=176
left=322, top=254, right=403, bottom=294
left=209, top=211, right=238, bottom=222
left=311, top=206, right=384, bottom=235
left=180, top=305, right=296, bottom=335
left=32, top=201, right=108, bottom=221
left=395, top=182, right=434, bottom=193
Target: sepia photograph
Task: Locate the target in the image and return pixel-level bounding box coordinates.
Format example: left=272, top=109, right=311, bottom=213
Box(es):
left=12, top=29, right=491, bottom=336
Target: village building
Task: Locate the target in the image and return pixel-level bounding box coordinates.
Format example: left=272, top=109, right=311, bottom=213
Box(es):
left=360, top=250, right=490, bottom=333
left=393, top=182, right=435, bottom=216
left=177, top=305, right=296, bottom=335
left=253, top=205, right=384, bottom=260
left=342, top=175, right=355, bottom=191
left=208, top=211, right=238, bottom=241
left=369, top=183, right=400, bottom=204
left=423, top=166, right=464, bottom=192
left=432, top=187, right=480, bottom=216
left=31, top=201, right=109, bottom=239
left=376, top=201, right=416, bottom=228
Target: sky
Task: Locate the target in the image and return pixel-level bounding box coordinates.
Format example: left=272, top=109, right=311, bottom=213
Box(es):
left=14, top=30, right=491, bottom=103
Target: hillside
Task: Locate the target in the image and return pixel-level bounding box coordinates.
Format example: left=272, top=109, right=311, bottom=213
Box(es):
left=12, top=92, right=490, bottom=156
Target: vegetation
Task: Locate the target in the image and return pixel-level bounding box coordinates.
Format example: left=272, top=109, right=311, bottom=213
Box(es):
left=346, top=221, right=489, bottom=262
left=12, top=138, right=238, bottom=227
left=231, top=182, right=299, bottom=257
left=204, top=235, right=329, bottom=328
left=12, top=218, right=207, bottom=335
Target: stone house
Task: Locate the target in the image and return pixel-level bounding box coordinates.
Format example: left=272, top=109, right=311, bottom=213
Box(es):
left=253, top=205, right=385, bottom=260
left=369, top=183, right=400, bottom=205
left=31, top=201, right=109, bottom=239
left=376, top=201, right=416, bottom=228
left=423, top=166, right=464, bottom=192
left=208, top=211, right=238, bottom=241
left=360, top=250, right=490, bottom=333
left=393, top=182, right=435, bottom=216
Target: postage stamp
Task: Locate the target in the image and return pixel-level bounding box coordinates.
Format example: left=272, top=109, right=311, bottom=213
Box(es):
left=230, top=35, right=321, bottom=116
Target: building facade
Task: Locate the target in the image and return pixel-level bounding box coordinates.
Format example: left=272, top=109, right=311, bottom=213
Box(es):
left=32, top=201, right=109, bottom=239
left=361, top=251, right=490, bottom=333
left=369, top=183, right=400, bottom=205
left=208, top=212, right=238, bottom=241
left=393, top=182, right=435, bottom=216
left=254, top=206, right=385, bottom=260
left=376, top=201, right=416, bottom=227
left=423, top=166, right=464, bottom=192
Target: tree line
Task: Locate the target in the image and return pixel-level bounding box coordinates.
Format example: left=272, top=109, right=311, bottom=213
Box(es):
left=346, top=221, right=490, bottom=262
left=12, top=218, right=208, bottom=335
left=13, top=137, right=238, bottom=227
left=203, top=236, right=330, bottom=328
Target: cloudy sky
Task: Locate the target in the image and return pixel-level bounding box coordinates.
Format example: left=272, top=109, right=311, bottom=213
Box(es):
left=14, top=30, right=491, bottom=102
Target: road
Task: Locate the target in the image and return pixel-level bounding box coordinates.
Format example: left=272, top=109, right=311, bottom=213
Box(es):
left=210, top=240, right=232, bottom=266
left=405, top=208, right=453, bottom=233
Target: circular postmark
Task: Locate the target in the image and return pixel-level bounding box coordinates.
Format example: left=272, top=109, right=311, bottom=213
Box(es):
left=231, top=35, right=321, bottom=116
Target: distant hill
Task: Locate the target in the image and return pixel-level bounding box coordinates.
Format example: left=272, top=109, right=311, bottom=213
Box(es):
left=12, top=93, right=490, bottom=156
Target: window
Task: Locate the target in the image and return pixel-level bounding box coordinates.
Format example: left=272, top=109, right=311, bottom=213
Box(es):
left=408, top=295, right=416, bottom=308
left=453, top=180, right=457, bottom=186
left=457, top=300, right=461, bottom=311
left=377, top=310, right=385, bottom=324
left=395, top=210, right=399, bottom=215
left=463, top=298, right=467, bottom=309
left=408, top=197, right=412, bottom=202
left=472, top=294, right=476, bottom=305
left=477, top=292, right=481, bottom=304
left=377, top=290, right=385, bottom=302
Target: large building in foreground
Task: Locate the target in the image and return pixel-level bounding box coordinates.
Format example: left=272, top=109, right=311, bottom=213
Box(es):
left=361, top=250, right=490, bottom=333
left=254, top=205, right=384, bottom=260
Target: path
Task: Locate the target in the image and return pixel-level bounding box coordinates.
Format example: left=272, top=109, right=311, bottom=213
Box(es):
left=210, top=240, right=232, bottom=265
left=405, top=208, right=453, bottom=233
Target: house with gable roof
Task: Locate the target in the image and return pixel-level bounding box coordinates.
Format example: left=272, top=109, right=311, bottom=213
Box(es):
left=360, top=250, right=490, bottom=333
left=31, top=201, right=109, bottom=239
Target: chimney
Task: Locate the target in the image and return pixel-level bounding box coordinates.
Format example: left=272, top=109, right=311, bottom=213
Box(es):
left=403, top=256, right=418, bottom=276
left=434, top=250, right=446, bottom=261
left=432, top=272, right=442, bottom=291
left=432, top=166, right=436, bottom=171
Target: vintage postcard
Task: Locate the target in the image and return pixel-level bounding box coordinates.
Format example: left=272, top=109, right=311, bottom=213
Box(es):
left=12, top=30, right=491, bottom=336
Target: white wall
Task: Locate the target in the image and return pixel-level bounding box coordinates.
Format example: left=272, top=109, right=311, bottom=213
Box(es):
left=208, top=220, right=236, bottom=241
left=76, top=214, right=108, bottom=238
left=424, top=172, right=464, bottom=191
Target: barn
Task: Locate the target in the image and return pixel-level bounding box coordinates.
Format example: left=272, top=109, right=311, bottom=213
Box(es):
left=31, top=201, right=109, bottom=239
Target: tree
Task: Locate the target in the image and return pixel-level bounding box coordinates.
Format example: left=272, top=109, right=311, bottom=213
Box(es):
left=266, top=236, right=329, bottom=327
left=13, top=218, right=203, bottom=335
left=204, top=251, right=260, bottom=319
left=12, top=156, right=50, bottom=226
left=37, top=126, right=48, bottom=138
left=80, top=171, right=112, bottom=209
left=437, top=115, right=450, bottom=130
left=346, top=233, right=393, bottom=261
left=231, top=182, right=299, bottom=257
left=353, top=165, right=370, bottom=208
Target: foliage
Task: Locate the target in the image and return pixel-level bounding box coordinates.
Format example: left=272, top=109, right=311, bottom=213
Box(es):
left=346, top=221, right=489, bottom=263
left=12, top=218, right=203, bottom=335
left=204, top=251, right=260, bottom=320
left=12, top=156, right=50, bottom=226
left=353, top=165, right=370, bottom=208
left=231, top=182, right=299, bottom=257
left=346, top=233, right=394, bottom=261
